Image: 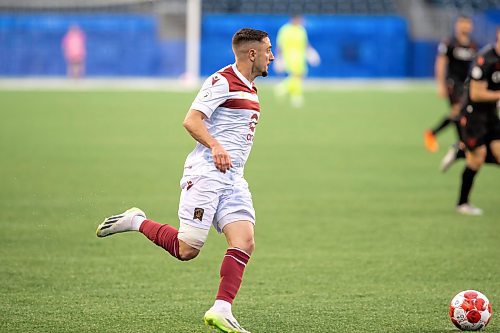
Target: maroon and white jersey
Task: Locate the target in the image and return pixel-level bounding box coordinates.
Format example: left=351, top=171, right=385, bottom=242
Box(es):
left=185, top=64, right=260, bottom=178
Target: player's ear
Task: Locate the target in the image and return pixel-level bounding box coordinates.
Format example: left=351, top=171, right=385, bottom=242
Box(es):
left=249, top=48, right=256, bottom=62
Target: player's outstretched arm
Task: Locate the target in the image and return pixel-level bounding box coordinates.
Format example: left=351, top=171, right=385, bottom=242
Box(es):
left=435, top=54, right=448, bottom=98
left=469, top=80, right=500, bottom=102
left=183, top=109, right=233, bottom=173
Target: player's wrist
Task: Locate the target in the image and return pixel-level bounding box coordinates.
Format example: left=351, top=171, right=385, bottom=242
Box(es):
left=208, top=140, right=221, bottom=150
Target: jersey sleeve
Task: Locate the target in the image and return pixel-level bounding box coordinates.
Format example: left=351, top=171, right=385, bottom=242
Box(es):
left=470, top=55, right=489, bottom=82
left=437, top=40, right=449, bottom=56
left=190, top=74, right=229, bottom=118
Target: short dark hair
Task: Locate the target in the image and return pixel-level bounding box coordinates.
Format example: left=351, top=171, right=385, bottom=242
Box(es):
left=457, top=14, right=472, bottom=21
left=232, top=28, right=268, bottom=48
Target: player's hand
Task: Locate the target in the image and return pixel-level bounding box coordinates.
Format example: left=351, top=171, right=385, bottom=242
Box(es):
left=211, top=144, right=232, bottom=173
left=437, top=84, right=447, bottom=98
left=306, top=46, right=321, bottom=67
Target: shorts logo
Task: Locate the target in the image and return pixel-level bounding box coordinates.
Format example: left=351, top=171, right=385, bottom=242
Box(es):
left=471, top=66, right=482, bottom=80
left=186, top=181, right=194, bottom=190
left=193, top=208, right=204, bottom=221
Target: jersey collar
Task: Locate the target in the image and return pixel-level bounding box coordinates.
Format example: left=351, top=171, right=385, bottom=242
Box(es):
left=231, top=63, right=254, bottom=91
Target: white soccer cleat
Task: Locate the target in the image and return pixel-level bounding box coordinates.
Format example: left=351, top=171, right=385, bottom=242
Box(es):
left=440, top=145, right=458, bottom=172
left=203, top=309, right=251, bottom=333
left=456, top=203, right=483, bottom=216
left=96, top=207, right=146, bottom=237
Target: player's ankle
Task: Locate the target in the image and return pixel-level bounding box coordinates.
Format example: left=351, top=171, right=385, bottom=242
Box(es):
left=212, top=299, right=232, bottom=314
left=131, top=216, right=145, bottom=231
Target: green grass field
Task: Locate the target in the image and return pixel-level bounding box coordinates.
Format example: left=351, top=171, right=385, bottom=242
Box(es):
left=0, top=85, right=499, bottom=333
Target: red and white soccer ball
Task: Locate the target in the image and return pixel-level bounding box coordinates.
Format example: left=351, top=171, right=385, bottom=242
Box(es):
left=450, top=290, right=492, bottom=331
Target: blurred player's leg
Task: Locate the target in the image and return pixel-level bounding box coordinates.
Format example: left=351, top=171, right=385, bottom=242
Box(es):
left=456, top=146, right=486, bottom=216
left=424, top=129, right=439, bottom=152
left=440, top=143, right=462, bottom=172
left=430, top=117, right=452, bottom=137
left=289, top=75, right=304, bottom=108
left=441, top=142, right=498, bottom=172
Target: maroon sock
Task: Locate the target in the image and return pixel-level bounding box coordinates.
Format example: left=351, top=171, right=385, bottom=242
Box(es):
left=216, top=248, right=251, bottom=304
left=139, top=220, right=181, bottom=260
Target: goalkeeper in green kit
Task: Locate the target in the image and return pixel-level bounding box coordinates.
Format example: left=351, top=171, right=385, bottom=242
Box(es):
left=275, top=15, right=320, bottom=108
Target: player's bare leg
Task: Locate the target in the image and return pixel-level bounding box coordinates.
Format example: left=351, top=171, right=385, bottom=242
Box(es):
left=456, top=146, right=486, bottom=215
left=289, top=74, right=304, bottom=108
left=204, top=221, right=254, bottom=333
left=441, top=141, right=499, bottom=172
left=489, top=140, right=500, bottom=164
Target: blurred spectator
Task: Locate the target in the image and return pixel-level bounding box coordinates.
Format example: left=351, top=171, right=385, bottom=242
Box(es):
left=62, top=25, right=86, bottom=79
left=274, top=15, right=320, bottom=108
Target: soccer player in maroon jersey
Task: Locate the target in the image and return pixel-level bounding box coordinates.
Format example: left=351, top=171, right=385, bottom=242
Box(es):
left=96, top=29, right=274, bottom=332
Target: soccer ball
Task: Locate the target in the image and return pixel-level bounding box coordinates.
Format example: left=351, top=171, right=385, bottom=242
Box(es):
left=450, top=290, right=492, bottom=331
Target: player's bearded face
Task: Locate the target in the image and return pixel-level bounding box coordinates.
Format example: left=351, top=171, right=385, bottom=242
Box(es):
left=457, top=20, right=472, bottom=37
left=256, top=37, right=274, bottom=77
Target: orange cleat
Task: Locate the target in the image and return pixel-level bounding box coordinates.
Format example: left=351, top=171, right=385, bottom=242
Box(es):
left=424, top=130, right=439, bottom=152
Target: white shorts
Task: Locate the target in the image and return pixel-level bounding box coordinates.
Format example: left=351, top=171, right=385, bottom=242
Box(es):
left=177, top=174, right=256, bottom=249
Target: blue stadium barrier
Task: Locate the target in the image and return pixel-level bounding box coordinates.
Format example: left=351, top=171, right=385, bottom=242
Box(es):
left=0, top=13, right=455, bottom=78
left=0, top=13, right=185, bottom=77
left=408, top=40, right=438, bottom=78
left=201, top=14, right=409, bottom=78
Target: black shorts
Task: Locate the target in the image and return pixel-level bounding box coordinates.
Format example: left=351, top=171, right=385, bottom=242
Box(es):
left=446, top=77, right=465, bottom=106
left=459, top=105, right=500, bottom=151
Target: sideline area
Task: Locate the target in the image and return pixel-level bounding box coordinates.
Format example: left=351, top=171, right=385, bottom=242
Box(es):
left=0, top=77, right=435, bottom=92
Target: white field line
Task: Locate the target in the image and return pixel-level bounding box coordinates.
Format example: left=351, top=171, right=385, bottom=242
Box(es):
left=0, top=77, right=435, bottom=92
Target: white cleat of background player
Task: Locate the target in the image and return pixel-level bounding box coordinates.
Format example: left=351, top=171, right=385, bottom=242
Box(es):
left=456, top=203, right=483, bottom=216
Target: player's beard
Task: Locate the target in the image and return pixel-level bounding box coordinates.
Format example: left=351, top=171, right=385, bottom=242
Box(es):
left=262, top=71, right=268, bottom=77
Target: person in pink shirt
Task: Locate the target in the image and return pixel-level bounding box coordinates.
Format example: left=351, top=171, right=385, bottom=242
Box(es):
left=62, top=25, right=86, bottom=78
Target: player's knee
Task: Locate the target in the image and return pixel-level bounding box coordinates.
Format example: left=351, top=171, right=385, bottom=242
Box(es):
left=245, top=239, right=255, bottom=255
left=177, top=245, right=199, bottom=261
left=490, top=142, right=500, bottom=163
left=233, top=237, right=255, bottom=255
left=451, top=104, right=461, bottom=117
left=466, top=149, right=486, bottom=170
left=177, top=224, right=208, bottom=260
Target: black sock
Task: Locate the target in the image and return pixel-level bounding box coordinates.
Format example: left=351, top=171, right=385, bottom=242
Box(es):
left=432, top=117, right=451, bottom=135
left=455, top=148, right=466, bottom=159
left=453, top=119, right=462, bottom=141
left=458, top=166, right=478, bottom=205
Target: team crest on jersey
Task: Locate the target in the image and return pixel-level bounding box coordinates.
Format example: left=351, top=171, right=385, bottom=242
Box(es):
left=193, top=208, right=204, bottom=221
left=453, top=47, right=475, bottom=61
left=471, top=66, right=482, bottom=80
left=199, top=89, right=212, bottom=101
left=492, top=71, right=500, bottom=83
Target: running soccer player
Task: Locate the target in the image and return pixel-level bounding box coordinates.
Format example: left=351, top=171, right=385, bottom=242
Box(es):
left=275, top=15, right=320, bottom=108
left=96, top=28, right=274, bottom=332
left=425, top=15, right=478, bottom=152
left=455, top=28, right=500, bottom=215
